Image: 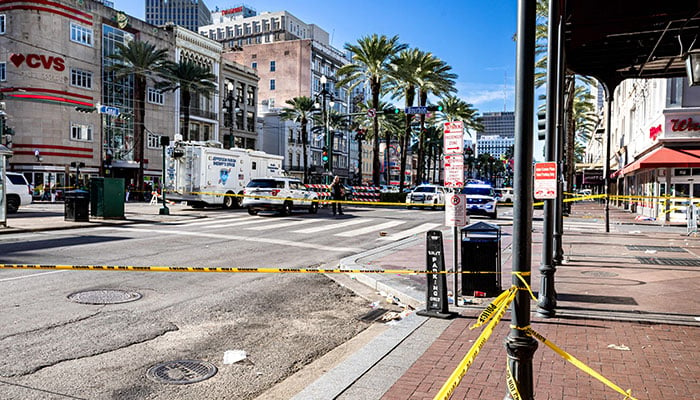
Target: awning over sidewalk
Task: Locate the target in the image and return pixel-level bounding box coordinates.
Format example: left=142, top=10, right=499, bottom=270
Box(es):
left=615, top=147, right=700, bottom=177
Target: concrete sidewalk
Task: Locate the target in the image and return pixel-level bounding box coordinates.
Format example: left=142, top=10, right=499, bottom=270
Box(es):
left=293, top=203, right=700, bottom=400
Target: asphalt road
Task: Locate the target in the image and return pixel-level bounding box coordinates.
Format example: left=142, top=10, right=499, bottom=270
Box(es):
left=0, top=204, right=449, bottom=399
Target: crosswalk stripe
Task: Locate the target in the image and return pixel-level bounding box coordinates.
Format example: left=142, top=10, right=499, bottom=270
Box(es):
left=201, top=217, right=271, bottom=229
left=377, top=222, right=441, bottom=241
left=246, top=219, right=318, bottom=231
left=171, top=214, right=248, bottom=227
left=293, top=218, right=374, bottom=234
left=334, top=220, right=405, bottom=237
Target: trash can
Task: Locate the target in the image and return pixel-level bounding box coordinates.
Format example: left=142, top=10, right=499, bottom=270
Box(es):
left=64, top=189, right=90, bottom=222
left=90, top=177, right=125, bottom=218
left=461, top=221, right=501, bottom=297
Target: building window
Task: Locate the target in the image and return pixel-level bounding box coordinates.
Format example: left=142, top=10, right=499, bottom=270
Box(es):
left=0, top=14, right=5, bottom=34
left=71, top=123, right=93, bottom=141
left=270, top=60, right=276, bottom=72
left=0, top=62, right=5, bottom=82
left=251, top=62, right=257, bottom=69
left=70, top=69, right=93, bottom=89
left=70, top=23, right=93, bottom=46
left=147, top=87, right=164, bottom=105
left=147, top=133, right=160, bottom=148
left=270, top=79, right=276, bottom=90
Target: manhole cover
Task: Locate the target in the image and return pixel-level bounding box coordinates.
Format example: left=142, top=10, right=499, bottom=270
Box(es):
left=626, top=245, right=687, bottom=253
left=68, top=289, right=142, bottom=305
left=636, top=257, right=700, bottom=266
left=146, top=360, right=217, bottom=385
left=581, top=270, right=619, bottom=277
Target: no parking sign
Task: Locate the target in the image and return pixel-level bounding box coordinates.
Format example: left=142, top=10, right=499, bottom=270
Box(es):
left=445, top=193, right=468, bottom=227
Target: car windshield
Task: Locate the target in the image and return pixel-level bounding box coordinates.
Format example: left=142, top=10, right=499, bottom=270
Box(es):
left=247, top=179, right=285, bottom=189
left=461, top=187, right=493, bottom=196
left=414, top=187, right=436, bottom=193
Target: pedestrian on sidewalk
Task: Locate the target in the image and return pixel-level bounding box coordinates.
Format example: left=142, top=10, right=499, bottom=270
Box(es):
left=330, top=175, right=344, bottom=216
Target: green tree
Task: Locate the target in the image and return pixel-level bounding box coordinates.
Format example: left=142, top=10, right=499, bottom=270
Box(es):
left=436, top=95, right=484, bottom=135
left=108, top=40, right=170, bottom=200
left=281, top=96, right=317, bottom=184
left=337, top=34, right=407, bottom=186
left=157, top=59, right=217, bottom=141
left=387, top=48, right=422, bottom=190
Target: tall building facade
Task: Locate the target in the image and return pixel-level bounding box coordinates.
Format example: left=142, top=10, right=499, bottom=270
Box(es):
left=200, top=8, right=354, bottom=183
left=145, top=0, right=212, bottom=32
left=479, top=111, right=515, bottom=139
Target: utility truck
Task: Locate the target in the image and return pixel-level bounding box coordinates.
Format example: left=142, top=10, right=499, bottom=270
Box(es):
left=165, top=140, right=284, bottom=209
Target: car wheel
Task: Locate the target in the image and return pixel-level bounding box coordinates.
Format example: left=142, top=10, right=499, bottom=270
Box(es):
left=6, top=195, right=20, bottom=214
left=490, top=209, right=498, bottom=219
left=247, top=207, right=258, bottom=216
left=406, top=205, right=412, bottom=210
left=223, top=191, right=236, bottom=209
left=281, top=201, right=292, bottom=216
left=433, top=201, right=439, bottom=211
left=309, top=201, right=319, bottom=214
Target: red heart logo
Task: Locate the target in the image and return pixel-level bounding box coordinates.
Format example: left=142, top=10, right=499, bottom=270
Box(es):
left=10, top=53, right=25, bottom=68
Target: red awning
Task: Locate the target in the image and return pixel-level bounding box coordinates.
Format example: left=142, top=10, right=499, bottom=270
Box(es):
left=619, top=147, right=700, bottom=176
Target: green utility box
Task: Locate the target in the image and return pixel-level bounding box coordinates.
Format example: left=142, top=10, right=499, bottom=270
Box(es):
left=90, top=177, right=125, bottom=219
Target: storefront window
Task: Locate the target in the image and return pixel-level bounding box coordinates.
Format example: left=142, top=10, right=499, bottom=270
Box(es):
left=672, top=183, right=690, bottom=197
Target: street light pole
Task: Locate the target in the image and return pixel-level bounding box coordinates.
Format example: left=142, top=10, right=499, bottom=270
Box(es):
left=159, top=136, right=170, bottom=215
left=315, top=75, right=335, bottom=183
left=226, top=81, right=235, bottom=149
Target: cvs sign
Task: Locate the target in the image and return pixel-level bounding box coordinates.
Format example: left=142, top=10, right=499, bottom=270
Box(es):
left=10, top=53, right=65, bottom=71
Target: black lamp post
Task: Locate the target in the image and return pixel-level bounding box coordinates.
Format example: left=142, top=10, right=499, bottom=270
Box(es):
left=159, top=135, right=170, bottom=215
left=356, top=130, right=365, bottom=185
left=224, top=81, right=239, bottom=149
left=314, top=75, right=334, bottom=182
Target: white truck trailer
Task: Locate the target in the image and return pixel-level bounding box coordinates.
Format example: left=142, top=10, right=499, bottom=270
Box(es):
left=165, top=141, right=284, bottom=209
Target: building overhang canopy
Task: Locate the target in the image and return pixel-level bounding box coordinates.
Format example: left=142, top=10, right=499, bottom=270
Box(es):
left=564, top=0, right=700, bottom=89
left=616, top=146, right=700, bottom=177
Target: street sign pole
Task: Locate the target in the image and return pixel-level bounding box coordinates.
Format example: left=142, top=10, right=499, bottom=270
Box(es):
left=443, top=121, right=465, bottom=305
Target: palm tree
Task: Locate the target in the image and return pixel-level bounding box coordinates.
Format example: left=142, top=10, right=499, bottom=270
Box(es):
left=416, top=56, right=457, bottom=184
left=108, top=40, right=170, bottom=200
left=337, top=34, right=407, bottom=186
left=436, top=95, right=485, bottom=134
left=387, top=48, right=422, bottom=190
left=280, top=96, right=317, bottom=184
left=157, top=60, right=217, bottom=141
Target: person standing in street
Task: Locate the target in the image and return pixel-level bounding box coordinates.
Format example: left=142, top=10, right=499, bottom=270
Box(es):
left=330, top=175, right=344, bottom=216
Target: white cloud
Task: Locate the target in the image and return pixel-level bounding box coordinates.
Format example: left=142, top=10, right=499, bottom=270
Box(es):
left=454, top=81, right=514, bottom=113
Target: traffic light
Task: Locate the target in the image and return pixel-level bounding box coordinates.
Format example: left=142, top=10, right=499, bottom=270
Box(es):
left=537, top=109, right=547, bottom=140
left=394, top=108, right=401, bottom=114
left=321, top=146, right=330, bottom=170
left=427, top=105, right=443, bottom=112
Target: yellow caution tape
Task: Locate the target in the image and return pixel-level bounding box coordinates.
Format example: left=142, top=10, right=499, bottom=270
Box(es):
left=527, top=328, right=638, bottom=400
left=506, top=361, right=523, bottom=400
left=469, top=287, right=514, bottom=330
left=433, top=288, right=517, bottom=400
left=0, top=264, right=507, bottom=275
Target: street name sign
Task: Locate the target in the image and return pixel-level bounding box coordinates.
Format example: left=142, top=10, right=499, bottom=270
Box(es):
left=405, top=106, right=428, bottom=114
left=99, top=105, right=120, bottom=117
left=534, top=161, right=557, bottom=199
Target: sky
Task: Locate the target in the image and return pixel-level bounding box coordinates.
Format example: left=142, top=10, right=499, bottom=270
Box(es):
left=114, top=0, right=518, bottom=114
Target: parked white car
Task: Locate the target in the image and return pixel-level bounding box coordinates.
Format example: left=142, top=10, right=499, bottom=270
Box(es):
left=494, top=187, right=514, bottom=204
left=406, top=184, right=446, bottom=210
left=242, top=177, right=319, bottom=216
left=4, top=172, right=33, bottom=213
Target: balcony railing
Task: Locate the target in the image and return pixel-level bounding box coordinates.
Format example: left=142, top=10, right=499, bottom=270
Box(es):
left=185, top=108, right=218, bottom=121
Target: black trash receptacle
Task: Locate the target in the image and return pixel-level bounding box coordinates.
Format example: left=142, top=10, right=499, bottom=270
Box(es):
left=461, top=221, right=501, bottom=297
left=65, top=190, right=90, bottom=222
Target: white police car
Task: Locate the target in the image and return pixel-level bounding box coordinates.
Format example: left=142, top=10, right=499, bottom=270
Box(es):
left=406, top=184, right=446, bottom=210
left=461, top=182, right=497, bottom=219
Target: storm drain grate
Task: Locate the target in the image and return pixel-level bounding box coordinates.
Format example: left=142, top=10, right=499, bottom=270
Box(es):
left=68, top=289, right=142, bottom=305
left=636, top=257, right=700, bottom=266
left=146, top=360, right=217, bottom=385
left=626, top=245, right=687, bottom=253
left=581, top=270, right=619, bottom=277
